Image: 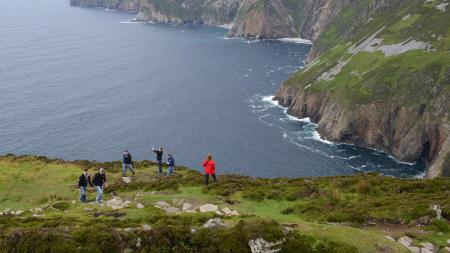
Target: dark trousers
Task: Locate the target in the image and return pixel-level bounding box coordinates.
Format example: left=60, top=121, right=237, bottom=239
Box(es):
left=157, top=160, right=162, bottom=173
left=204, top=174, right=217, bottom=185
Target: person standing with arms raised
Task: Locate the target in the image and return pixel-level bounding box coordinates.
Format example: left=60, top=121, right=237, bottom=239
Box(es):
left=202, top=154, right=217, bottom=185
left=152, top=147, right=163, bottom=174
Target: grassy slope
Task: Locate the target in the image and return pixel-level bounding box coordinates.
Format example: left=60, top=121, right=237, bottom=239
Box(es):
left=285, top=0, right=450, bottom=111
left=2, top=156, right=450, bottom=252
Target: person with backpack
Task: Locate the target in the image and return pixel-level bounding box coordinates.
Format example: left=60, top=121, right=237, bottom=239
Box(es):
left=78, top=168, right=92, bottom=203
left=122, top=149, right=135, bottom=176
left=202, top=154, right=217, bottom=185
left=152, top=147, right=163, bottom=174
left=92, top=168, right=108, bottom=203
left=167, top=154, right=175, bottom=176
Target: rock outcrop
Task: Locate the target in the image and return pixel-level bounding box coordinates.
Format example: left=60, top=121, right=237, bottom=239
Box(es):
left=69, top=0, right=350, bottom=40
left=275, top=0, right=450, bottom=177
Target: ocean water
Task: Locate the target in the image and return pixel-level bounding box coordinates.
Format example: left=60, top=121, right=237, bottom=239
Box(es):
left=0, top=0, right=425, bottom=178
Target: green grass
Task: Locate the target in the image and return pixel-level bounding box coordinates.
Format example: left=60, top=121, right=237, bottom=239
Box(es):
left=1, top=155, right=449, bottom=252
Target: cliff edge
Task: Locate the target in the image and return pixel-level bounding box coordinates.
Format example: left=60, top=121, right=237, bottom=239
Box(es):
left=275, top=0, right=450, bottom=177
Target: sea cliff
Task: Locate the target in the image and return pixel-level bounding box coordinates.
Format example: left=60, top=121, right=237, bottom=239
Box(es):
left=274, top=0, right=450, bottom=177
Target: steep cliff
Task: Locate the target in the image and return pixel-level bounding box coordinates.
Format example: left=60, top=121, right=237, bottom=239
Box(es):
left=69, top=0, right=344, bottom=40
left=275, top=0, right=450, bottom=177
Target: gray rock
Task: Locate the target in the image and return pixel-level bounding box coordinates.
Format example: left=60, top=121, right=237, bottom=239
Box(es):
left=203, top=218, right=226, bottom=229
left=182, top=203, right=193, bottom=211
left=137, top=203, right=144, bottom=209
left=407, top=246, right=420, bottom=253
left=398, top=236, right=413, bottom=247
left=248, top=238, right=285, bottom=253
left=121, top=200, right=132, bottom=207
left=142, top=224, right=151, bottom=231
left=154, top=201, right=170, bottom=209
left=420, top=248, right=433, bottom=253
left=199, top=204, right=218, bottom=213
left=419, top=242, right=434, bottom=251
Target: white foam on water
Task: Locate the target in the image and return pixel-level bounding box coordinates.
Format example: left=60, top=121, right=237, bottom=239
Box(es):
left=120, top=19, right=144, bottom=24
left=387, top=154, right=416, bottom=166
left=414, top=172, right=426, bottom=179
left=310, top=130, right=334, bottom=145
left=218, top=23, right=234, bottom=30
left=277, top=38, right=313, bottom=45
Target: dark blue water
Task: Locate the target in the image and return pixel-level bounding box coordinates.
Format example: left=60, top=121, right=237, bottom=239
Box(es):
left=0, top=0, right=425, bottom=177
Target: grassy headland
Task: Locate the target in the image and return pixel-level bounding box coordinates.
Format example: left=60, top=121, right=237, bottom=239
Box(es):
left=0, top=155, right=449, bottom=252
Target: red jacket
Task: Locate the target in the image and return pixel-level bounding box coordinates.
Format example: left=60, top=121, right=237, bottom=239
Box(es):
left=202, top=159, right=216, bottom=175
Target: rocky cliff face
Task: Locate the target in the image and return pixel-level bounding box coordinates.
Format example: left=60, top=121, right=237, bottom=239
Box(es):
left=275, top=0, right=450, bottom=177
left=69, top=0, right=346, bottom=40
left=69, top=0, right=142, bottom=12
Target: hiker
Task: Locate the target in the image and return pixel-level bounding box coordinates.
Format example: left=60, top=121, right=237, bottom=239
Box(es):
left=202, top=154, right=217, bottom=185
left=93, top=168, right=108, bottom=203
left=122, top=149, right=135, bottom=176
left=78, top=168, right=92, bottom=203
left=152, top=147, right=163, bottom=174
left=167, top=154, right=175, bottom=176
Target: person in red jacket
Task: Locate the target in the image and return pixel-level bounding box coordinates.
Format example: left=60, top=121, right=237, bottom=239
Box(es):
left=202, top=154, right=217, bottom=185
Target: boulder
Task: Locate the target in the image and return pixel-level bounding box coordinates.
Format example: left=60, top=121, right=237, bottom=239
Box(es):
left=203, top=218, right=226, bottom=229
left=445, top=247, right=450, bottom=252
left=142, top=224, right=151, bottom=231
left=121, top=201, right=132, bottom=208
left=137, top=203, right=144, bottom=209
left=419, top=242, right=434, bottom=252
left=248, top=238, right=285, bottom=253
left=107, top=197, right=123, bottom=206
left=420, top=248, right=433, bottom=253
left=398, top=236, right=413, bottom=247
left=154, top=201, right=170, bottom=209
left=407, top=247, right=420, bottom=253
left=200, top=204, right=218, bottom=213
left=182, top=203, right=193, bottom=211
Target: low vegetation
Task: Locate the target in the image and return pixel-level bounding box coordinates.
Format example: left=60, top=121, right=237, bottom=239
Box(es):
left=0, top=155, right=448, bottom=252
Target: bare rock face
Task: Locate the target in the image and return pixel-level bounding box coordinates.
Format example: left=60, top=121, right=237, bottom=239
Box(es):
left=70, top=0, right=351, bottom=41
left=274, top=83, right=450, bottom=177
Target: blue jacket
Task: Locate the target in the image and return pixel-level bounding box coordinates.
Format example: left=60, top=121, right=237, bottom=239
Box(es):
left=168, top=157, right=175, bottom=167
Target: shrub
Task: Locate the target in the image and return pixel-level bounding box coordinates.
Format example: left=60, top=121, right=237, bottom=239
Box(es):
left=355, top=180, right=370, bottom=194
left=429, top=219, right=450, bottom=232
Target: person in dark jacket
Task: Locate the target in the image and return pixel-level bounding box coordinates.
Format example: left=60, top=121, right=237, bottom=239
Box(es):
left=167, top=154, right=175, bottom=176
left=152, top=147, right=163, bottom=174
left=93, top=168, right=108, bottom=203
left=78, top=168, right=92, bottom=203
left=122, top=149, right=135, bottom=176
left=202, top=154, right=217, bottom=185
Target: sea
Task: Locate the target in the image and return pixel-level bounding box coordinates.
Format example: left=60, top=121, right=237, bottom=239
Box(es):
left=0, top=0, right=425, bottom=178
